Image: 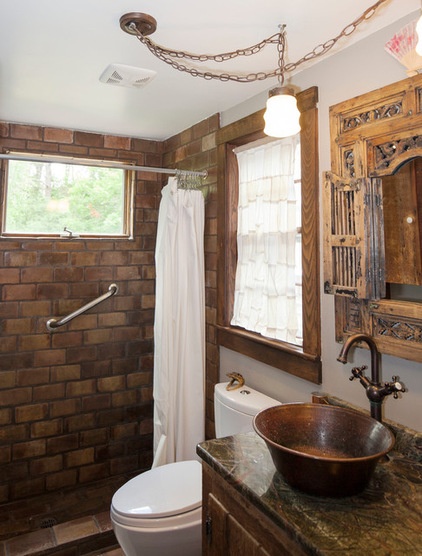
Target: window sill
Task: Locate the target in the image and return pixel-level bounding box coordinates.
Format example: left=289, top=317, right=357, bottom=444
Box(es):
left=217, top=325, right=321, bottom=384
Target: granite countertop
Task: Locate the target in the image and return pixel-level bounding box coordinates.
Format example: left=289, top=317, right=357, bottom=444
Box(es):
left=197, top=414, right=422, bottom=555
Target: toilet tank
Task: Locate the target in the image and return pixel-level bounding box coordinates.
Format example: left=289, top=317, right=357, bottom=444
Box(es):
left=214, top=382, right=281, bottom=438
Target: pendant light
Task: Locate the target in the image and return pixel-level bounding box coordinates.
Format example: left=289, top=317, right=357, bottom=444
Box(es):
left=263, top=26, right=300, bottom=138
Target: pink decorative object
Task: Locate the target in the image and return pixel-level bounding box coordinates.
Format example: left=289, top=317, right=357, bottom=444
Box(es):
left=385, top=20, right=422, bottom=76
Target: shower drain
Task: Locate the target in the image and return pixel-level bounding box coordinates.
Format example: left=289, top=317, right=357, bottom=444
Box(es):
left=39, top=516, right=58, bottom=529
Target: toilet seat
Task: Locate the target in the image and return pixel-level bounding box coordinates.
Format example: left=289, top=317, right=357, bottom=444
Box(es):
left=111, top=460, right=202, bottom=527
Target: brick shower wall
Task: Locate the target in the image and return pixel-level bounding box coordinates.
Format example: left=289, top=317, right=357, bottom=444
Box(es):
left=162, top=114, right=219, bottom=439
left=0, top=122, right=162, bottom=509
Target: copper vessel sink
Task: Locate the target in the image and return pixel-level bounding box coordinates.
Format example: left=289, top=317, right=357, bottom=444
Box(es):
left=253, top=403, right=395, bottom=497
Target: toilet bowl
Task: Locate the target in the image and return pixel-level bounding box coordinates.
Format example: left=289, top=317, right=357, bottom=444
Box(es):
left=111, top=460, right=202, bottom=556
left=110, top=381, right=280, bottom=555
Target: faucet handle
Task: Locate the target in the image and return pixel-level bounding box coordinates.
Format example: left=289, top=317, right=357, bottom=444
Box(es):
left=349, top=365, right=367, bottom=381
left=388, top=376, right=405, bottom=399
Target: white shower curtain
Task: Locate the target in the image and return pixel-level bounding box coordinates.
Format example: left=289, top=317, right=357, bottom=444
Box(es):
left=153, top=177, right=205, bottom=465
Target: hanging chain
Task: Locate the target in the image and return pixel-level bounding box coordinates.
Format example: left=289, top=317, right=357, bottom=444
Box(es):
left=129, top=0, right=390, bottom=82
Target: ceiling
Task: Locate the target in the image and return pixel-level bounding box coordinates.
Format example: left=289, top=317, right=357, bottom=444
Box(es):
left=0, top=0, right=418, bottom=141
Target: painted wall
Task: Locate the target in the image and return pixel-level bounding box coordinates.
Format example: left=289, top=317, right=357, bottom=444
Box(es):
left=220, top=12, right=422, bottom=432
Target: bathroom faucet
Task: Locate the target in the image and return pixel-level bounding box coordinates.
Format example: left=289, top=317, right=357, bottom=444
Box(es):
left=337, top=333, right=405, bottom=422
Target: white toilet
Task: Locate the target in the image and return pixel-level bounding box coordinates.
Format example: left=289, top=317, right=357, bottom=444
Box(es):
left=110, top=381, right=280, bottom=556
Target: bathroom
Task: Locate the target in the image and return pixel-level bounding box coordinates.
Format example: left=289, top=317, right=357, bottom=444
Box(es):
left=0, top=1, right=421, bottom=554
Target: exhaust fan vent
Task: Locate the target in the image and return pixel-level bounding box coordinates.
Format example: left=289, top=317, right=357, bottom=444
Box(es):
left=99, top=64, right=156, bottom=88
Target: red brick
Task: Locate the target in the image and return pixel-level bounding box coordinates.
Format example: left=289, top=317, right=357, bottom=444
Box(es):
left=18, top=334, right=51, bottom=351
left=53, top=267, right=84, bottom=282
left=15, top=403, right=49, bottom=423
left=79, top=462, right=109, bottom=483
left=0, top=445, right=11, bottom=464
left=10, top=123, right=42, bottom=140
left=34, top=349, right=66, bottom=367
left=80, top=428, right=108, bottom=446
left=0, top=370, right=16, bottom=389
left=13, top=439, right=46, bottom=459
left=0, top=336, right=18, bottom=353
left=30, top=454, right=63, bottom=475
left=0, top=408, right=12, bottom=425
left=0, top=301, right=19, bottom=318
left=83, top=329, right=113, bottom=345
left=69, top=252, right=98, bottom=266
left=112, top=390, right=137, bottom=407
left=46, top=433, right=79, bottom=454
left=98, top=312, right=127, bottom=327
left=81, top=394, right=110, bottom=412
left=66, top=379, right=96, bottom=397
left=21, top=267, right=53, bottom=283
left=74, top=131, right=104, bottom=147
left=31, top=418, right=63, bottom=438
left=44, top=127, right=73, bottom=143
left=50, top=365, right=81, bottom=382
left=51, top=331, right=83, bottom=349
left=33, top=383, right=65, bottom=401
left=0, top=268, right=20, bottom=283
left=65, top=413, right=95, bottom=432
left=3, top=318, right=33, bottom=335
left=21, top=300, right=52, bottom=317
left=11, top=477, right=45, bottom=499
left=2, top=284, right=36, bottom=301
left=50, top=398, right=80, bottom=418
left=104, top=135, right=131, bottom=150
left=97, top=376, right=125, bottom=392
left=112, top=422, right=137, bottom=440
left=36, top=283, right=68, bottom=299
left=46, top=469, right=77, bottom=490
left=64, top=447, right=94, bottom=468
left=0, top=424, right=28, bottom=442
left=0, top=387, right=31, bottom=406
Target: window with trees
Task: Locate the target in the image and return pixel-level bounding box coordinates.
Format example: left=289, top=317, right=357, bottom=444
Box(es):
left=2, top=154, right=133, bottom=238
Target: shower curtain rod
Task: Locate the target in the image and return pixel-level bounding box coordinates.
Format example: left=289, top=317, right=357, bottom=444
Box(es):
left=0, top=152, right=208, bottom=178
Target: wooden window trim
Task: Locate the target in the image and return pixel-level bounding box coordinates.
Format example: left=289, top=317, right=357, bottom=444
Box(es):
left=217, top=86, right=321, bottom=384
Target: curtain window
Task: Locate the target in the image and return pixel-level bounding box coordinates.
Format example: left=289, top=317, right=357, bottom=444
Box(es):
left=231, top=135, right=302, bottom=345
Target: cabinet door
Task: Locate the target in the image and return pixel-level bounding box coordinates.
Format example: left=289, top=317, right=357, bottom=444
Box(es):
left=205, top=493, right=269, bottom=556
left=323, top=171, right=385, bottom=299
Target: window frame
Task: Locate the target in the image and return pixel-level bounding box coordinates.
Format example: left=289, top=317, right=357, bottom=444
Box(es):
left=216, top=86, right=321, bottom=384
left=1, top=153, right=135, bottom=239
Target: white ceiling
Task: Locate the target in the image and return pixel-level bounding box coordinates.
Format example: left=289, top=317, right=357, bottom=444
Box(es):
left=0, top=0, right=418, bottom=140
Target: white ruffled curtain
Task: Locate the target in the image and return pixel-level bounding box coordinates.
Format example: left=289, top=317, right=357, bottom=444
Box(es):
left=231, top=135, right=302, bottom=345
left=153, top=177, right=205, bottom=466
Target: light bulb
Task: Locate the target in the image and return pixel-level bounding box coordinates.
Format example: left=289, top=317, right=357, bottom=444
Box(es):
left=263, top=87, right=301, bottom=138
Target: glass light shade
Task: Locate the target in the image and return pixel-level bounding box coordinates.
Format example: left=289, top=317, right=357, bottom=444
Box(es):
left=263, top=87, right=301, bottom=138
left=416, top=14, right=422, bottom=56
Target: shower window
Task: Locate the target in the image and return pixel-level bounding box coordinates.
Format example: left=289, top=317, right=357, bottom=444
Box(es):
left=1, top=154, right=134, bottom=238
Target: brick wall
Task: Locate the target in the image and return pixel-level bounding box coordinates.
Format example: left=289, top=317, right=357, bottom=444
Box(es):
left=0, top=113, right=219, bottom=518
left=162, top=114, right=219, bottom=439
left=0, top=122, right=162, bottom=507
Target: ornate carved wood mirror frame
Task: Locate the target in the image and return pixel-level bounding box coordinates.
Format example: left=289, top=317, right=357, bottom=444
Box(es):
left=324, top=74, right=422, bottom=363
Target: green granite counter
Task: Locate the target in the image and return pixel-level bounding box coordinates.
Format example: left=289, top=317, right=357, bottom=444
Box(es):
left=197, top=419, right=421, bottom=555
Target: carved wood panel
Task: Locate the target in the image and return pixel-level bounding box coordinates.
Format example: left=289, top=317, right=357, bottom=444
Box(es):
left=327, top=74, right=422, bottom=363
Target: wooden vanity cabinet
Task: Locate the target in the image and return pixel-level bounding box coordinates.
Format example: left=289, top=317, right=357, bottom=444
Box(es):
left=202, top=463, right=308, bottom=556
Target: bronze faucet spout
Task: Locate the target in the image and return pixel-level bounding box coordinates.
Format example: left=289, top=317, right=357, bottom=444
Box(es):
left=337, top=333, right=405, bottom=422
left=337, top=333, right=380, bottom=385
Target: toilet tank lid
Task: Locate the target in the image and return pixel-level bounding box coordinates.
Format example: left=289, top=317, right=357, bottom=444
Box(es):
left=111, top=460, right=202, bottom=519
left=215, top=382, right=281, bottom=416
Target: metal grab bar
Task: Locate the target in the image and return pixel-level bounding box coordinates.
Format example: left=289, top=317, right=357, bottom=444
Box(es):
left=46, top=283, right=119, bottom=332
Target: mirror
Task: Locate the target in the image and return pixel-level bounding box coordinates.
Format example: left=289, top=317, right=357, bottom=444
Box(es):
left=383, top=158, right=422, bottom=302
left=326, top=73, right=422, bottom=363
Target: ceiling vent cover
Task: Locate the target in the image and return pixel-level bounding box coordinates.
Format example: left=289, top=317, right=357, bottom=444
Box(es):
left=99, top=64, right=156, bottom=88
